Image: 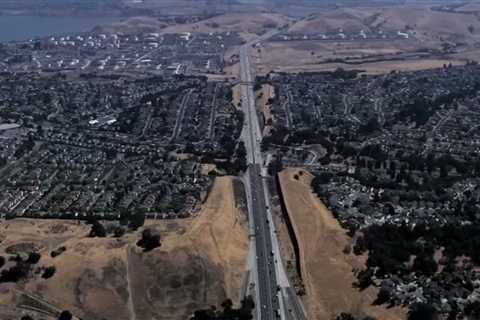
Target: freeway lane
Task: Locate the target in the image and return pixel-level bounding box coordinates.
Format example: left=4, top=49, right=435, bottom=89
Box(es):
left=249, top=164, right=278, bottom=320
left=240, top=38, right=279, bottom=320
left=240, top=26, right=307, bottom=320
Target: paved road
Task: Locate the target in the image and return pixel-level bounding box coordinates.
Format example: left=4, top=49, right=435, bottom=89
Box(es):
left=248, top=164, right=279, bottom=320
left=239, top=36, right=279, bottom=320
left=207, top=83, right=219, bottom=140
left=170, top=89, right=192, bottom=142
left=239, top=31, right=307, bottom=320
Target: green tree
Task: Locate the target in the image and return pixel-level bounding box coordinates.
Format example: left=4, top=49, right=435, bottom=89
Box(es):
left=58, top=310, right=72, bottom=320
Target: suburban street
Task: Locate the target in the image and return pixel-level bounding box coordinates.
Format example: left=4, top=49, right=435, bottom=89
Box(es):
left=170, top=88, right=193, bottom=142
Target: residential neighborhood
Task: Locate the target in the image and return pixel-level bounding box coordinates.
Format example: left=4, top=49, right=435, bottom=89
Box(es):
left=0, top=72, right=244, bottom=220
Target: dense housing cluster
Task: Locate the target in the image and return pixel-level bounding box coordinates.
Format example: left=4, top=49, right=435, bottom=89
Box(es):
left=263, top=65, right=480, bottom=229
left=260, top=65, right=480, bottom=318
left=0, top=31, right=243, bottom=75
left=271, top=28, right=412, bottom=41
left=0, top=72, right=244, bottom=220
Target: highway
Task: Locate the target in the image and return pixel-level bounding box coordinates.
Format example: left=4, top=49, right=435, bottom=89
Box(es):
left=249, top=164, right=278, bottom=320
left=240, top=37, right=278, bottom=319
left=239, top=31, right=306, bottom=320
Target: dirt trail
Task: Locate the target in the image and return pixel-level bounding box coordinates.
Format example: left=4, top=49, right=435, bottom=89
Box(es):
left=125, top=246, right=137, bottom=320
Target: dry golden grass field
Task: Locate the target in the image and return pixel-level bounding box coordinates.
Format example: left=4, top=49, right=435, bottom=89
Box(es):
left=289, top=7, right=480, bottom=44
left=256, top=38, right=467, bottom=75
left=161, top=13, right=291, bottom=41
left=256, top=6, right=480, bottom=75
left=0, top=176, right=248, bottom=320
left=278, top=168, right=406, bottom=320
left=98, top=12, right=291, bottom=41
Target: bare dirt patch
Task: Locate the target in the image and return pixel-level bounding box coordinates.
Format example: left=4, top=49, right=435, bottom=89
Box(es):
left=224, top=63, right=240, bottom=79
left=232, top=84, right=242, bottom=108
left=278, top=168, right=406, bottom=320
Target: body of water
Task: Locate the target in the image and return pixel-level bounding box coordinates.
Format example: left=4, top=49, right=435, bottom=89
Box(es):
left=0, top=15, right=120, bottom=42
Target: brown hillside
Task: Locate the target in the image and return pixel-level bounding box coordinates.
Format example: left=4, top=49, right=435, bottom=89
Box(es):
left=278, top=168, right=406, bottom=320
left=0, top=176, right=248, bottom=320
left=289, top=7, right=480, bottom=44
